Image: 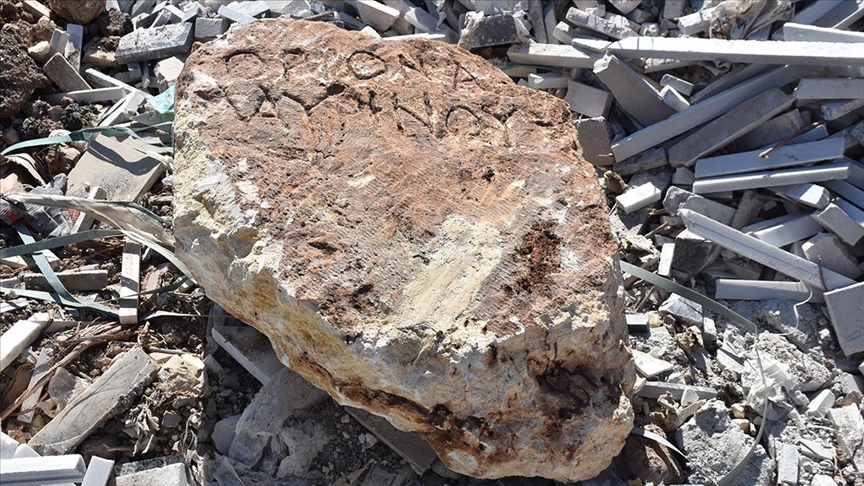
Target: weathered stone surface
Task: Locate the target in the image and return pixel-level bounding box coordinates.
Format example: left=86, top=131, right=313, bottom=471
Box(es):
left=48, top=0, right=104, bottom=24
left=0, top=28, right=48, bottom=120
left=173, top=19, right=634, bottom=482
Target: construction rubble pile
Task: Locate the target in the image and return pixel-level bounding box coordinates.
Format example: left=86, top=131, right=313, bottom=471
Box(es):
left=0, top=0, right=863, bottom=485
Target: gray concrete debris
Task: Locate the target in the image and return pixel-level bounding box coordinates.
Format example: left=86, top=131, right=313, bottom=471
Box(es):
left=116, top=22, right=193, bottom=64
left=827, top=405, right=864, bottom=472
left=658, top=294, right=702, bottom=326
left=228, top=367, right=328, bottom=467
left=115, top=463, right=190, bottom=486
left=195, top=17, right=230, bottom=39
left=675, top=400, right=775, bottom=485
left=458, top=12, right=526, bottom=50
left=824, top=281, right=864, bottom=356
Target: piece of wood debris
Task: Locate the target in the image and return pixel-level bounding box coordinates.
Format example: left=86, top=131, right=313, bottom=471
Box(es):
left=119, top=241, right=141, bottom=325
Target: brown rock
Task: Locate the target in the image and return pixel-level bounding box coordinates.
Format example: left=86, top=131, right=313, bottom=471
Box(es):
left=48, top=0, right=103, bottom=24
left=0, top=27, right=48, bottom=120
left=173, top=19, right=634, bottom=482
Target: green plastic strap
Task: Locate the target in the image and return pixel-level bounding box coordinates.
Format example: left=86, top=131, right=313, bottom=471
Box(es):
left=1, top=122, right=174, bottom=156
left=0, top=287, right=119, bottom=316
left=0, top=230, right=123, bottom=259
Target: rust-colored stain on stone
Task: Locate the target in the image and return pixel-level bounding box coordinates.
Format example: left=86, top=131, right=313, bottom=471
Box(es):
left=174, top=19, right=634, bottom=482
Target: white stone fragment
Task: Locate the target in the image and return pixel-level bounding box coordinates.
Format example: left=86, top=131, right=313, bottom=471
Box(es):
left=676, top=7, right=717, bottom=36
left=824, top=281, right=864, bottom=355
left=507, top=43, right=601, bottom=68
left=806, top=389, right=836, bottom=417
left=660, top=74, right=694, bottom=96
left=593, top=54, right=675, bottom=126
left=660, top=85, right=689, bottom=112
left=812, top=203, right=864, bottom=246
left=43, top=87, right=126, bottom=105
left=632, top=350, right=674, bottom=378
left=0, top=455, right=86, bottom=485
left=608, top=0, right=642, bottom=15
left=827, top=405, right=864, bottom=471
left=658, top=243, right=674, bottom=277
left=564, top=80, right=612, bottom=117
left=565, top=7, right=637, bottom=40
left=119, top=241, right=141, bottom=325
left=680, top=209, right=854, bottom=291
left=748, top=213, right=822, bottom=247
left=795, top=78, right=864, bottom=100
left=616, top=182, right=661, bottom=214
left=81, top=456, right=114, bottom=486
left=832, top=198, right=864, bottom=233
left=527, top=73, right=569, bottom=90
left=606, top=37, right=864, bottom=67
left=355, top=0, right=400, bottom=32
left=694, top=138, right=846, bottom=179
left=0, top=320, right=45, bottom=372
left=811, top=475, right=839, bottom=486
left=802, top=232, right=862, bottom=280
left=773, top=184, right=831, bottom=209
left=611, top=65, right=814, bottom=162
left=782, top=22, right=864, bottom=43
left=692, top=161, right=851, bottom=195
left=1, top=432, right=18, bottom=460
left=798, top=439, right=835, bottom=461
left=714, top=279, right=823, bottom=303
left=776, top=443, right=799, bottom=485
left=672, top=167, right=695, bottom=186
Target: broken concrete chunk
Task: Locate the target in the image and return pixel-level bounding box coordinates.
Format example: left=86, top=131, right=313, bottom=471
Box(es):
left=824, top=281, right=864, bottom=356
left=0, top=454, right=86, bottom=485
left=668, top=88, right=795, bottom=168
left=658, top=294, right=702, bottom=326
left=174, top=19, right=635, bottom=483
left=616, top=181, right=661, bottom=214
left=565, top=7, right=637, bottom=40
left=806, top=389, right=835, bottom=417
left=802, top=233, right=861, bottom=280
left=675, top=400, right=775, bottom=485
left=671, top=229, right=719, bottom=275
left=632, top=350, right=673, bottom=378
left=115, top=463, right=190, bottom=486
left=229, top=367, right=327, bottom=467
left=593, top=55, right=675, bottom=127
left=564, top=79, right=612, bottom=117
left=355, top=0, right=400, bottom=32
left=574, top=117, right=615, bottom=167
left=154, top=56, right=184, bottom=91
left=43, top=53, right=90, bottom=92
left=507, top=42, right=600, bottom=68
left=663, top=186, right=735, bottom=225
left=812, top=203, right=864, bottom=246
left=458, top=12, right=524, bottom=50
left=29, top=348, right=157, bottom=455
left=116, top=22, right=193, bottom=64
left=66, top=134, right=164, bottom=201
left=776, top=443, right=799, bottom=485
left=194, top=17, right=230, bottom=39
left=827, top=405, right=864, bottom=471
